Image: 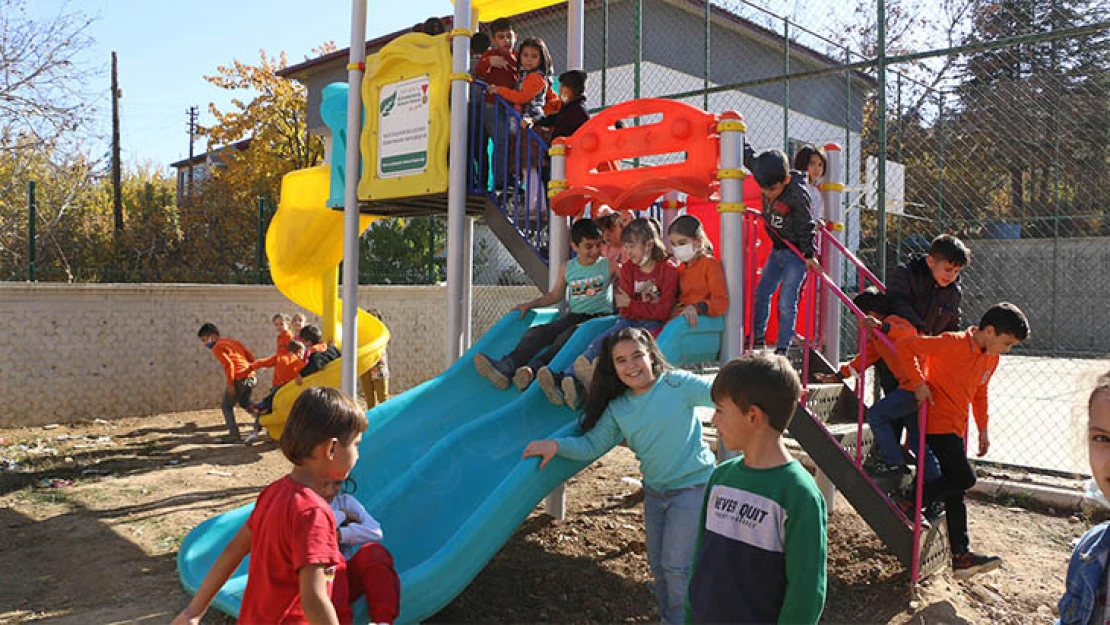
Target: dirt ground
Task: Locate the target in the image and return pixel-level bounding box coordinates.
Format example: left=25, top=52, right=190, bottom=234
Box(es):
left=0, top=409, right=1082, bottom=624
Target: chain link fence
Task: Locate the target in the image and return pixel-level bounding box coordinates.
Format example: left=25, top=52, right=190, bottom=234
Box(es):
left=515, top=0, right=1109, bottom=475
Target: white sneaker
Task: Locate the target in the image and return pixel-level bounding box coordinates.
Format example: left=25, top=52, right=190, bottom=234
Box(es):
left=243, top=432, right=260, bottom=445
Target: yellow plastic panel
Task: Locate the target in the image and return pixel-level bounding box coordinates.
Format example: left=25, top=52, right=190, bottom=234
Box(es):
left=259, top=165, right=389, bottom=440
left=359, top=33, right=452, bottom=201
left=458, top=0, right=566, bottom=20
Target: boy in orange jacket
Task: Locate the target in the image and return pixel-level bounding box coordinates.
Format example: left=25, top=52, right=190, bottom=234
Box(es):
left=198, top=322, right=257, bottom=441
left=897, top=302, right=1029, bottom=579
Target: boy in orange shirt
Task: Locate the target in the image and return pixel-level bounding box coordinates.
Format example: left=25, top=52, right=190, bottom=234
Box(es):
left=198, top=322, right=257, bottom=441
left=897, top=302, right=1029, bottom=579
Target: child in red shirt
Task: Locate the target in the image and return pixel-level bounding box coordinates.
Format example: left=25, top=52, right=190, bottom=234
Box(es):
left=172, top=387, right=369, bottom=625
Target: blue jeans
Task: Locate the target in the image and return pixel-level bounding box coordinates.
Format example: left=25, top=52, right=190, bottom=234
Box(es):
left=752, top=248, right=808, bottom=351
left=561, top=318, right=662, bottom=376
left=644, top=482, right=705, bottom=625
left=868, top=389, right=940, bottom=482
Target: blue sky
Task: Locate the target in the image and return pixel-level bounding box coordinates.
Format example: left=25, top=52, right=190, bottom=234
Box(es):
left=28, top=0, right=454, bottom=170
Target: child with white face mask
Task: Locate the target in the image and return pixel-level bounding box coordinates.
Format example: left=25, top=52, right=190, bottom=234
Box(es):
left=667, top=214, right=729, bottom=329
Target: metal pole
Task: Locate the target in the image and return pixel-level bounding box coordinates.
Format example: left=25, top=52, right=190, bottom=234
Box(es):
left=601, top=0, right=609, bottom=107
left=844, top=49, right=853, bottom=274
left=718, top=112, right=746, bottom=462
left=340, top=0, right=367, bottom=396
left=937, top=93, right=946, bottom=229
left=894, top=73, right=903, bottom=262
left=446, top=0, right=473, bottom=365
left=28, top=181, right=36, bottom=282
left=704, top=2, right=711, bottom=110
left=544, top=0, right=586, bottom=522
left=782, top=18, right=790, bottom=153
left=634, top=0, right=642, bottom=99
left=821, top=144, right=845, bottom=364
left=257, top=197, right=265, bottom=284
left=876, top=0, right=888, bottom=281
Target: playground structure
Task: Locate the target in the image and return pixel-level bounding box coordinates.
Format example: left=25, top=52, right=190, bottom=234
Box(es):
left=177, top=0, right=951, bottom=622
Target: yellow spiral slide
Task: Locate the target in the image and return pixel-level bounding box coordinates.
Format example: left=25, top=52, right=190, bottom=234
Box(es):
left=258, top=165, right=389, bottom=439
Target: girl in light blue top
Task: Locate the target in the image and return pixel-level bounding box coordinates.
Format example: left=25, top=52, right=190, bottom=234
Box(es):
left=523, top=327, right=715, bottom=624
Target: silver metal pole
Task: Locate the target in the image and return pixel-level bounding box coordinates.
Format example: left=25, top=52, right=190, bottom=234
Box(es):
left=340, top=0, right=367, bottom=396
left=717, top=111, right=746, bottom=463
left=543, top=2, right=583, bottom=519
left=446, top=0, right=473, bottom=365
left=820, top=144, right=845, bottom=365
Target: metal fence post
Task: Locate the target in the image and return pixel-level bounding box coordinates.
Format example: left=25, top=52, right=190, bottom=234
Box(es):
left=876, top=0, right=888, bottom=281
left=601, top=0, right=609, bottom=107
left=782, top=17, right=790, bottom=152
left=257, top=197, right=265, bottom=285
left=634, top=0, right=642, bottom=100
left=28, top=180, right=36, bottom=282
left=704, top=2, right=711, bottom=110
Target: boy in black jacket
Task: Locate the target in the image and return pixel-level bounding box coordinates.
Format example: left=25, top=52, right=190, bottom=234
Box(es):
left=887, top=234, right=969, bottom=337
left=749, top=149, right=820, bottom=355
left=525, top=69, right=589, bottom=140
left=295, top=325, right=341, bottom=383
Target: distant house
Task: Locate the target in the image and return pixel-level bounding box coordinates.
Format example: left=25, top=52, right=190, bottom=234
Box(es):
left=169, top=138, right=252, bottom=206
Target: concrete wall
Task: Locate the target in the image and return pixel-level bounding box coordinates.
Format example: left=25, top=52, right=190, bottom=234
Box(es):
left=0, top=284, right=539, bottom=427
left=962, top=237, right=1110, bottom=354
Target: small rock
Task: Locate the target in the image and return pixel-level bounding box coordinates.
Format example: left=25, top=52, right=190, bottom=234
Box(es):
left=207, top=470, right=233, bottom=477
left=1070, top=515, right=1082, bottom=523
left=42, top=424, right=60, bottom=430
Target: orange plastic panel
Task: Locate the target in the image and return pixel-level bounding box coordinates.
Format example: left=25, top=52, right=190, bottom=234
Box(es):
left=551, top=98, right=720, bottom=217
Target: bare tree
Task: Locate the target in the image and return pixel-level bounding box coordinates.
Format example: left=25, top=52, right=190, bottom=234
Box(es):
left=0, top=0, right=98, bottom=152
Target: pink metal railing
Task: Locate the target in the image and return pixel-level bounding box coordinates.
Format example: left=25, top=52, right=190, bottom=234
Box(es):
left=745, top=208, right=931, bottom=582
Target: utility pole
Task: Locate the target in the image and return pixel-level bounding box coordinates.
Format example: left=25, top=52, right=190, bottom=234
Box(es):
left=186, top=106, right=199, bottom=205
left=111, top=51, right=123, bottom=237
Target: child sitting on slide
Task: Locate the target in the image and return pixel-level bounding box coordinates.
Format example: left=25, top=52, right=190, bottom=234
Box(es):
left=245, top=340, right=308, bottom=442
left=666, top=214, right=728, bottom=329
left=321, top=479, right=401, bottom=625
left=474, top=218, right=612, bottom=391
left=536, top=217, right=678, bottom=409
left=297, top=325, right=340, bottom=383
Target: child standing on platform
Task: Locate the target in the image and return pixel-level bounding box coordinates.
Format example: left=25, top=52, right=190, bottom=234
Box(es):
left=666, top=214, right=729, bottom=329
left=523, top=328, right=716, bottom=624
left=897, top=302, right=1029, bottom=579
left=474, top=219, right=611, bottom=391
left=536, top=217, right=678, bottom=408
left=748, top=149, right=821, bottom=356
left=793, top=144, right=827, bottom=223
left=686, top=353, right=826, bottom=624
left=171, top=387, right=368, bottom=625
left=1058, top=371, right=1110, bottom=625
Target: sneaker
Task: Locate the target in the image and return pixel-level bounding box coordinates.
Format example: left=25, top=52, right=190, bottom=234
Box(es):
left=561, top=375, right=584, bottom=409
left=863, top=458, right=911, bottom=479
left=750, top=338, right=768, bottom=351
left=474, top=353, right=511, bottom=390
left=243, top=431, right=260, bottom=445
left=573, top=355, right=596, bottom=387
left=952, top=552, right=1003, bottom=580
left=513, top=366, right=534, bottom=390
left=924, top=500, right=945, bottom=524
left=890, top=493, right=930, bottom=529
left=774, top=346, right=789, bottom=356
left=536, top=367, right=564, bottom=406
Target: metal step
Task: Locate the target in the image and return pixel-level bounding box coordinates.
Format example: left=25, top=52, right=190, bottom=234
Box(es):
left=481, top=199, right=548, bottom=288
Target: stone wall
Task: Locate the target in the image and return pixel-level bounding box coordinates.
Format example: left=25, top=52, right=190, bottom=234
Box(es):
left=0, top=284, right=539, bottom=427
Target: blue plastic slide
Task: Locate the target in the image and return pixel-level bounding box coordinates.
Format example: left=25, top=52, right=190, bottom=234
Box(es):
left=177, top=311, right=723, bottom=623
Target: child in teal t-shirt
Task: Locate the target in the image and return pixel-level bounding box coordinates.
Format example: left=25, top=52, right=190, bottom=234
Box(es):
left=474, top=218, right=612, bottom=391
left=524, top=327, right=715, bottom=624
left=686, top=353, right=827, bottom=625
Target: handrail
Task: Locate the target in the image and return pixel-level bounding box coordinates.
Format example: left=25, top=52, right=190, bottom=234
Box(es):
left=468, top=80, right=552, bottom=261
left=819, top=227, right=886, bottom=291
left=747, top=207, right=931, bottom=582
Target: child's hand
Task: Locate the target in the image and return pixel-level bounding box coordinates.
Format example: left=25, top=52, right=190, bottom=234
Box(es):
left=488, top=85, right=500, bottom=96
left=522, top=440, right=559, bottom=470
left=521, top=117, right=534, bottom=130
left=511, top=302, right=532, bottom=319
left=170, top=610, right=202, bottom=625
left=615, top=290, right=632, bottom=308
left=681, top=305, right=699, bottom=328
left=977, top=430, right=990, bottom=457
left=806, top=258, right=822, bottom=273
left=815, top=372, right=840, bottom=384
left=862, top=315, right=882, bottom=331
left=488, top=56, right=509, bottom=69
left=913, top=383, right=934, bottom=407
left=295, top=376, right=304, bottom=386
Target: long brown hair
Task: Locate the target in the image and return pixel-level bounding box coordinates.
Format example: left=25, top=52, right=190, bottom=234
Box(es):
left=580, top=328, right=672, bottom=432
left=620, top=217, right=669, bottom=263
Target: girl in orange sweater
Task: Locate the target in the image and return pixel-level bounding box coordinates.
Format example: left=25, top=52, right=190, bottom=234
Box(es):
left=488, top=36, right=553, bottom=218
left=667, top=215, right=729, bottom=328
